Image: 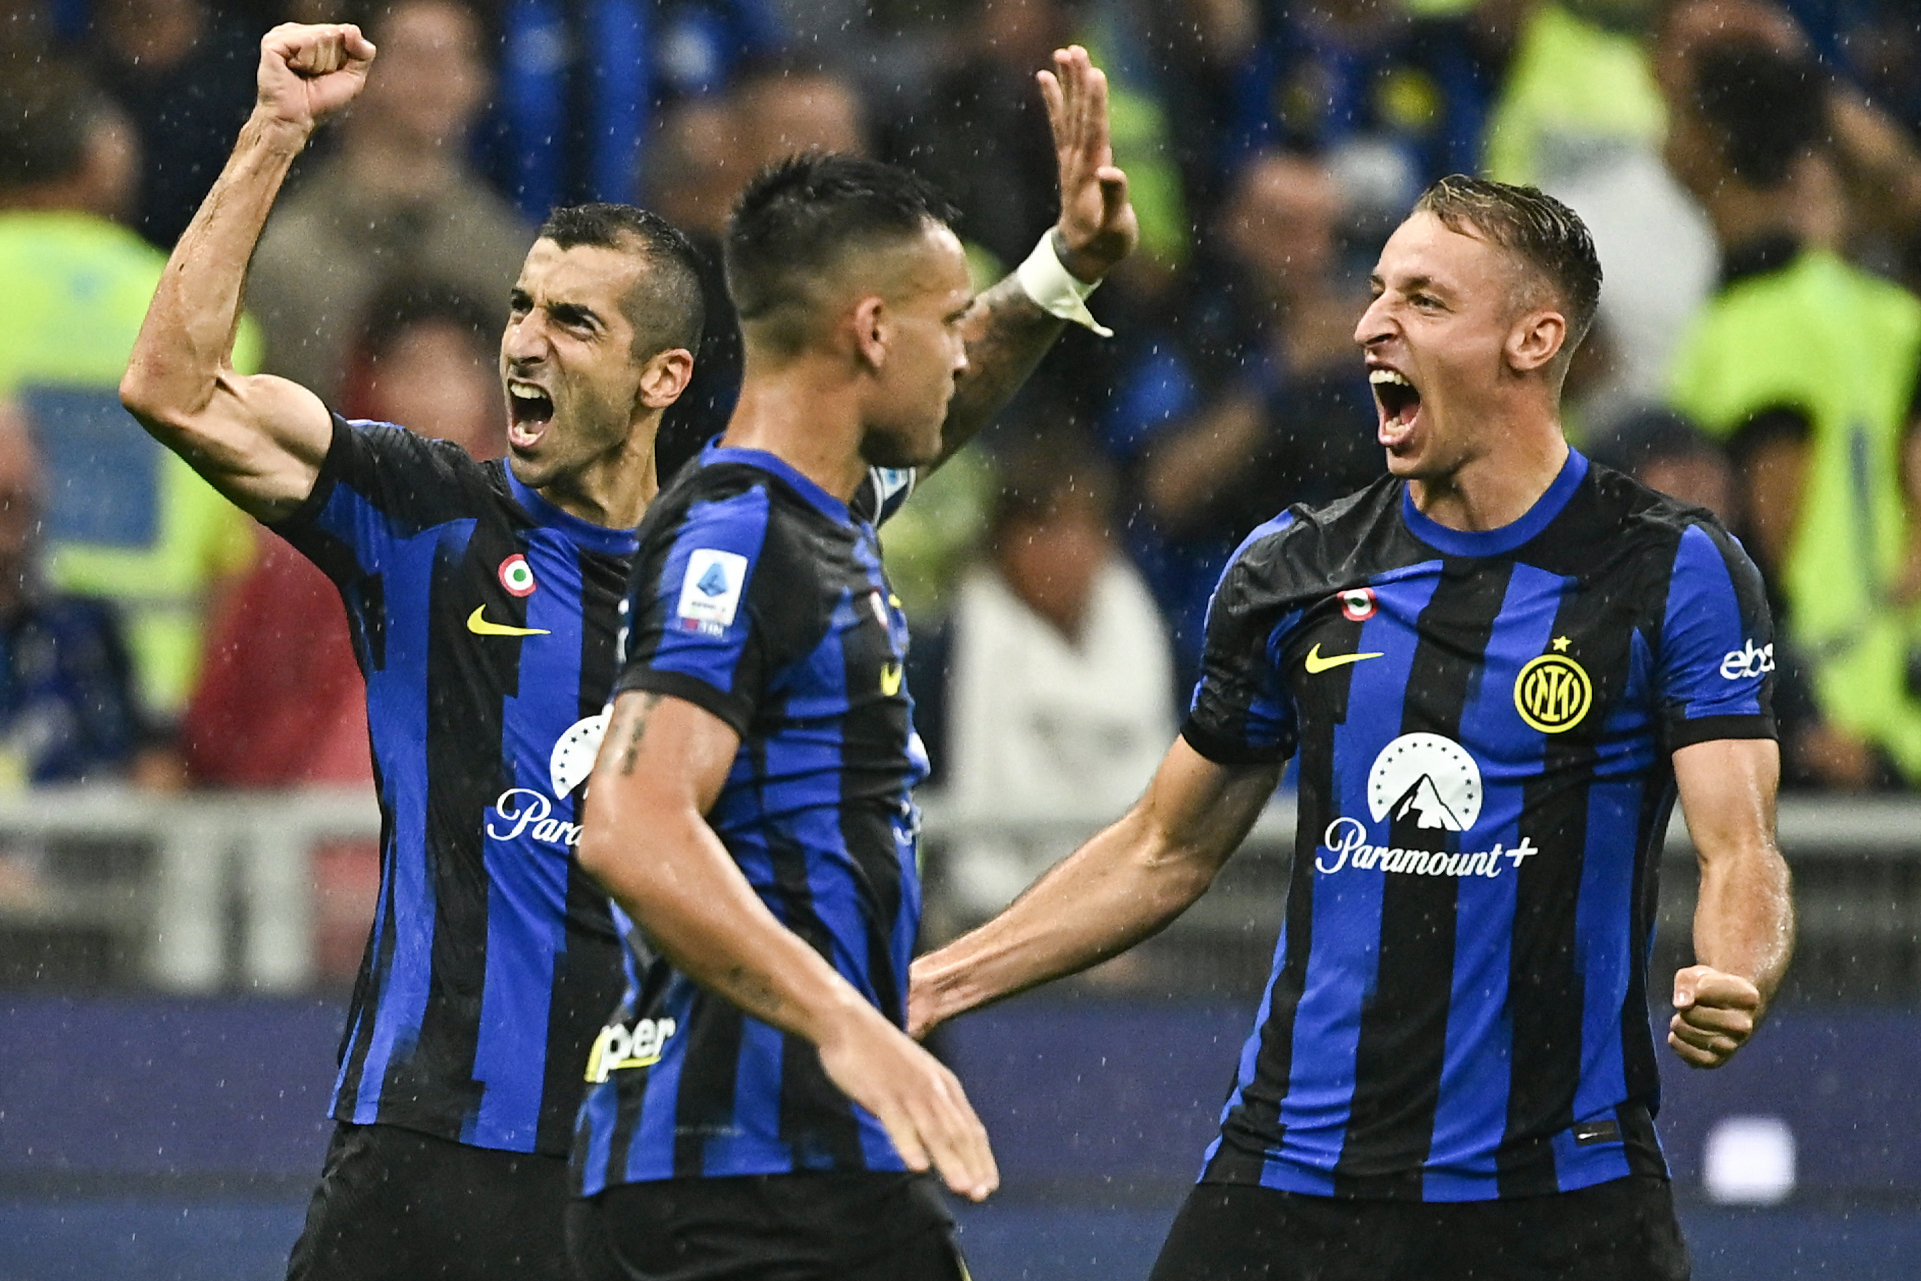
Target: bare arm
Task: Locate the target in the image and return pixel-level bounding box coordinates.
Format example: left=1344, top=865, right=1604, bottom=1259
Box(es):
left=576, top=690, right=998, bottom=1200
left=1668, top=737, right=1794, bottom=1069
left=910, top=737, right=1281, bottom=1036
left=927, top=44, right=1139, bottom=471
left=119, top=23, right=375, bottom=524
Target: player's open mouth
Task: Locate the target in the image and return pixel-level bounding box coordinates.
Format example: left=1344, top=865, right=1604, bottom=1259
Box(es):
left=1371, top=368, right=1421, bottom=442
left=507, top=382, right=555, bottom=447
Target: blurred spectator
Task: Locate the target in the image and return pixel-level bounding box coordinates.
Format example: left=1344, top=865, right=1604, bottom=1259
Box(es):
left=889, top=0, right=1186, bottom=275
left=1665, top=33, right=1921, bottom=788
left=647, top=92, right=751, bottom=482
left=490, top=0, right=783, bottom=216
left=247, top=0, right=532, bottom=403
left=1104, top=150, right=1379, bottom=677
left=1484, top=0, right=1716, bottom=406
left=0, top=401, right=160, bottom=789
left=1153, top=0, right=1498, bottom=235
left=87, top=0, right=257, bottom=249
left=340, top=278, right=506, bottom=460
left=0, top=61, right=258, bottom=723
left=929, top=437, right=1173, bottom=917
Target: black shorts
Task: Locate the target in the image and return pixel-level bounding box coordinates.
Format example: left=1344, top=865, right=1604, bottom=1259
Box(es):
left=567, top=1170, right=967, bottom=1281
left=285, top=1121, right=573, bottom=1281
left=1149, top=1174, right=1690, bottom=1281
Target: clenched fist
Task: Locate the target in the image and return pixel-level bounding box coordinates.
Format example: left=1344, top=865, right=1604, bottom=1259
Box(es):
left=256, top=22, right=376, bottom=134
left=1669, top=964, right=1762, bottom=1069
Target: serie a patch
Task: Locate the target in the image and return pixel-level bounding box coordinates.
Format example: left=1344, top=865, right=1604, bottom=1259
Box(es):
left=676, top=549, right=748, bottom=637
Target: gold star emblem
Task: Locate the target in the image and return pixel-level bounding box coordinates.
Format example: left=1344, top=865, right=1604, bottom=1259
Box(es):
left=1551, top=635, right=1570, bottom=652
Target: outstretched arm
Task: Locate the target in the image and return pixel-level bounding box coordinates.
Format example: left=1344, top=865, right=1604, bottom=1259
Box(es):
left=120, top=23, right=375, bottom=524
left=927, top=44, right=1140, bottom=471
left=1669, top=737, right=1794, bottom=1068
left=910, top=738, right=1280, bottom=1037
left=577, top=690, right=998, bottom=1202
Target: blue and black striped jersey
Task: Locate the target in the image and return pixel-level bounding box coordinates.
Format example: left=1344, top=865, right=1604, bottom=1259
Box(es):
left=274, top=416, right=636, bottom=1155
left=571, top=442, right=924, bottom=1195
left=1183, top=450, right=1775, bottom=1201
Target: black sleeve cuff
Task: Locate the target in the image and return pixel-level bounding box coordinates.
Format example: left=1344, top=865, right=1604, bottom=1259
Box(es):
left=1180, top=718, right=1286, bottom=767
left=266, top=412, right=351, bottom=537
left=1664, top=712, right=1777, bottom=752
left=616, top=667, right=754, bottom=739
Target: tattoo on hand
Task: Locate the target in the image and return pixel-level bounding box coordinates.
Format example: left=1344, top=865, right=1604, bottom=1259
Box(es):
left=614, top=693, right=665, bottom=776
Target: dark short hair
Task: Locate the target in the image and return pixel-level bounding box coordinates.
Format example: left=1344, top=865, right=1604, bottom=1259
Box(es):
left=535, top=203, right=706, bottom=359
left=1413, top=174, right=1603, bottom=353
left=724, top=152, right=958, bottom=350
left=0, top=62, right=110, bottom=190
left=1692, top=41, right=1827, bottom=189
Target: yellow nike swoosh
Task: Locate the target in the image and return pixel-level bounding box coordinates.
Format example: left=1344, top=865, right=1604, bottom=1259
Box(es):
left=880, top=662, right=903, bottom=696
left=467, top=606, right=550, bottom=637
left=1304, top=642, right=1384, bottom=674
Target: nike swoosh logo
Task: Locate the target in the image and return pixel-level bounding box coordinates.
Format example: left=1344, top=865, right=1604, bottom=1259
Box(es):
left=467, top=606, right=551, bottom=637
left=1304, top=642, right=1384, bottom=673
left=880, top=662, right=903, bottom=696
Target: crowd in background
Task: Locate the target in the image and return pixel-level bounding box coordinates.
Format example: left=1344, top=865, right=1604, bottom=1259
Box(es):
left=0, top=0, right=1918, bottom=929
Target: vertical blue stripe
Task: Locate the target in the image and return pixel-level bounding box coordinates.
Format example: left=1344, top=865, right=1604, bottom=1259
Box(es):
left=715, top=1018, right=788, bottom=1174
left=623, top=984, right=696, bottom=1185
left=470, top=530, right=586, bottom=1146
left=1422, top=564, right=1562, bottom=1200
left=1264, top=567, right=1440, bottom=1194
left=334, top=509, right=474, bottom=1114
left=576, top=1078, right=619, bottom=1194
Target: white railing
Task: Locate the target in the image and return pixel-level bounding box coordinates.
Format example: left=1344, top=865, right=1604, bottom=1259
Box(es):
left=0, top=787, right=1917, bottom=993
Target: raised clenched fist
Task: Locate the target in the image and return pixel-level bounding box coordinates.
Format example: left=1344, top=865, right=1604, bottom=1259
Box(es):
left=256, top=22, right=376, bottom=133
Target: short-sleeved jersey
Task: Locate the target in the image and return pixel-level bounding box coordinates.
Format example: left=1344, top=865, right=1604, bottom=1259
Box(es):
left=1183, top=450, right=1774, bottom=1202
left=273, top=416, right=637, bottom=1155
left=571, top=443, right=924, bottom=1196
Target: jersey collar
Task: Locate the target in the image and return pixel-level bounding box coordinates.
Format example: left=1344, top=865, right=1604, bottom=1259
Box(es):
left=700, top=442, right=852, bottom=525
left=1399, top=448, right=1588, bottom=558
left=505, top=467, right=642, bottom=555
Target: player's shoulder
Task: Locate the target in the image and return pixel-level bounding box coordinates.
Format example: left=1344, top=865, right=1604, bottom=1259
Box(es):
left=1578, top=459, right=1737, bottom=553
left=1221, top=474, right=1404, bottom=589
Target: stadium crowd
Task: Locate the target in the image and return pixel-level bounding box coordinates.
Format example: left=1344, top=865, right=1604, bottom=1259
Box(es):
left=0, top=0, right=1916, bottom=928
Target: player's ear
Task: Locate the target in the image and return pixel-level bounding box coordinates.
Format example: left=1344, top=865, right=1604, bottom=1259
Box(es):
left=850, top=294, right=889, bottom=371
left=1507, top=307, right=1566, bottom=375
left=636, top=347, right=693, bottom=409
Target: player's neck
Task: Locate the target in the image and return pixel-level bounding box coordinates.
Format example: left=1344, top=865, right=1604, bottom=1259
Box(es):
left=724, top=361, right=870, bottom=503
left=531, top=430, right=659, bottom=528
left=1408, top=424, right=1569, bottom=534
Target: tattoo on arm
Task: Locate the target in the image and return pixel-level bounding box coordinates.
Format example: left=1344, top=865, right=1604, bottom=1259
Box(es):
left=614, top=693, right=665, bottom=776
left=937, top=277, right=1064, bottom=467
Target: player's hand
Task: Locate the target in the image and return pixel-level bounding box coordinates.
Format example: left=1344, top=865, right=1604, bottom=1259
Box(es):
left=1669, top=964, right=1762, bottom=1069
left=816, top=1001, right=998, bottom=1201
left=256, top=23, right=376, bottom=134
left=1039, top=45, right=1138, bottom=283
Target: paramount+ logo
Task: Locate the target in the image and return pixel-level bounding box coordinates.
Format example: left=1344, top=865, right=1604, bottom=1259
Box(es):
left=1514, top=651, right=1591, bottom=733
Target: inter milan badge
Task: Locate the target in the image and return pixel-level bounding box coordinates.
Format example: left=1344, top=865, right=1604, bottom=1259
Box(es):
left=1339, top=587, right=1377, bottom=622
left=498, top=554, right=537, bottom=597
left=1514, top=637, right=1591, bottom=733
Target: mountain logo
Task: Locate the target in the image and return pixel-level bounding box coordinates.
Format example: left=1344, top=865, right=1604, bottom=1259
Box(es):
left=1367, top=732, right=1482, bottom=832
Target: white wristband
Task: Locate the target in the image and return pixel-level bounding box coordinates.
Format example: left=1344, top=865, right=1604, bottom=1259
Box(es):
left=1015, top=230, right=1112, bottom=337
